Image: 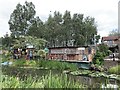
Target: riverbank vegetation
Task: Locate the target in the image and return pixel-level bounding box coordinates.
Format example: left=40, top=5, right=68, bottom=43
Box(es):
left=2, top=72, right=86, bottom=88
left=108, top=65, right=120, bottom=75
left=4, top=59, right=78, bottom=71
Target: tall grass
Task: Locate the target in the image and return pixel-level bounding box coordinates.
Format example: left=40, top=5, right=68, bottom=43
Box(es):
left=2, top=72, right=86, bottom=88
left=108, top=65, right=120, bottom=75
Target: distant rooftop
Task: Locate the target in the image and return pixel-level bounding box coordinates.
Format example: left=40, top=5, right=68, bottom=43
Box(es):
left=102, top=36, right=119, bottom=41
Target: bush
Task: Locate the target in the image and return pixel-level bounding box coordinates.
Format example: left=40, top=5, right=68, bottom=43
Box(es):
left=98, top=44, right=109, bottom=57
left=12, top=60, right=37, bottom=67
left=37, top=60, right=78, bottom=71
left=92, top=51, right=104, bottom=65
left=108, top=65, right=120, bottom=75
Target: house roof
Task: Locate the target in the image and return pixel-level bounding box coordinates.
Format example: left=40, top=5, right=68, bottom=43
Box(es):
left=48, top=46, right=89, bottom=49
left=102, top=36, right=119, bottom=41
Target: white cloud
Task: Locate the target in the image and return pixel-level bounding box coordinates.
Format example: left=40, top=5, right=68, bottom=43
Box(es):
left=0, top=0, right=119, bottom=38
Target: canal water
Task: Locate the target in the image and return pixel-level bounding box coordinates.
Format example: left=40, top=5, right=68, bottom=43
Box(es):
left=2, top=66, right=120, bottom=88
left=68, top=74, right=120, bottom=88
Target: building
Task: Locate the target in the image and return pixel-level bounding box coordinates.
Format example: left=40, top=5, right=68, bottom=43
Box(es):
left=101, top=36, right=119, bottom=52
left=48, top=46, right=96, bottom=62
left=101, top=36, right=119, bottom=47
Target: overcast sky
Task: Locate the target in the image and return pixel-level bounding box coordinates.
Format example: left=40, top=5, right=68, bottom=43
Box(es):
left=0, top=0, right=119, bottom=38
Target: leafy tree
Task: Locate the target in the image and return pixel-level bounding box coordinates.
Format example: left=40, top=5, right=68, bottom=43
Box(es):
left=98, top=44, right=109, bottom=57
left=12, top=36, right=47, bottom=49
left=45, top=11, right=63, bottom=47
left=8, top=1, right=36, bottom=38
left=72, top=13, right=84, bottom=46
left=8, top=1, right=99, bottom=47
left=62, top=10, right=72, bottom=46
left=83, top=16, right=97, bottom=45
left=53, top=11, right=63, bottom=47
left=27, top=16, right=45, bottom=38
left=95, top=35, right=100, bottom=44
left=1, top=33, right=12, bottom=50
left=45, top=14, right=56, bottom=47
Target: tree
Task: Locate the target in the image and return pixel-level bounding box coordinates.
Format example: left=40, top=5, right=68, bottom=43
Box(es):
left=27, top=16, right=45, bottom=38
left=95, top=35, right=100, bottom=44
left=12, top=36, right=47, bottom=49
left=8, top=1, right=99, bottom=47
left=8, top=1, right=36, bottom=38
left=44, top=11, right=98, bottom=47
left=44, top=14, right=56, bottom=47
left=72, top=13, right=84, bottom=46
left=45, top=11, right=63, bottom=47
left=1, top=33, right=12, bottom=50
left=83, top=16, right=97, bottom=45
left=53, top=11, right=63, bottom=47
left=62, top=10, right=72, bottom=46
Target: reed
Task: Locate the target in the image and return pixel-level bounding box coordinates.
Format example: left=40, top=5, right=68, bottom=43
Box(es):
left=2, top=71, right=86, bottom=88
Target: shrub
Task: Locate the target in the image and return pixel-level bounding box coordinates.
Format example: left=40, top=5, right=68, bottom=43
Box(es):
left=37, top=60, right=78, bottom=71
left=98, top=44, right=109, bottom=56
left=12, top=60, right=37, bottom=67
left=92, top=51, right=104, bottom=65
left=108, top=65, right=120, bottom=75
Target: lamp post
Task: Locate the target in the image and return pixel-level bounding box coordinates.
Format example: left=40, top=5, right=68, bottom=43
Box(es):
left=118, top=1, right=120, bottom=59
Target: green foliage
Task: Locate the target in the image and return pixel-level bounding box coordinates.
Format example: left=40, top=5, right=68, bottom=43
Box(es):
left=12, top=36, right=46, bottom=49
left=3, top=57, right=78, bottom=71
left=1, top=51, right=12, bottom=62
left=37, top=60, right=78, bottom=71
left=92, top=51, right=104, bottom=65
left=2, top=72, right=86, bottom=88
left=2, top=55, right=10, bottom=63
left=108, top=65, right=120, bottom=75
left=1, top=33, right=12, bottom=49
left=43, top=71, right=85, bottom=88
left=95, top=35, right=100, bottom=43
left=12, top=60, right=37, bottom=67
left=98, top=44, right=110, bottom=57
left=37, top=50, right=46, bottom=58
left=8, top=1, right=98, bottom=47
left=45, top=11, right=97, bottom=46
left=2, top=75, right=44, bottom=88
left=27, top=16, right=45, bottom=38
left=93, top=44, right=110, bottom=66
left=8, top=1, right=36, bottom=37
left=12, top=60, right=26, bottom=66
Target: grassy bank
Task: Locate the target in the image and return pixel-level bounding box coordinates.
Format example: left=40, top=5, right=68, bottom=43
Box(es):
left=8, top=59, right=78, bottom=71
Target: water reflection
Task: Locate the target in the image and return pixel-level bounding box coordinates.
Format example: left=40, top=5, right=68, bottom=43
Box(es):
left=68, top=75, right=120, bottom=88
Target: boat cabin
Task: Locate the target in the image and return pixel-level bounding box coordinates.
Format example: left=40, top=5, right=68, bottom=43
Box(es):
left=48, top=46, right=96, bottom=62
